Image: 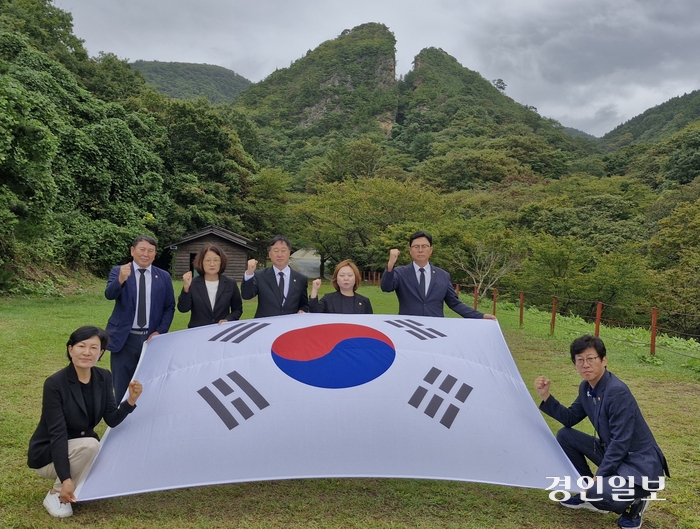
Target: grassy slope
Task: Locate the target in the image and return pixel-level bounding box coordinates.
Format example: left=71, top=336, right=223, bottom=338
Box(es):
left=1, top=280, right=698, bottom=528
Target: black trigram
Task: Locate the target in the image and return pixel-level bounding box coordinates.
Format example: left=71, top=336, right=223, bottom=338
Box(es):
left=208, top=322, right=270, bottom=343
left=408, top=367, right=473, bottom=429
left=385, top=319, right=447, bottom=341
left=198, top=371, right=269, bottom=430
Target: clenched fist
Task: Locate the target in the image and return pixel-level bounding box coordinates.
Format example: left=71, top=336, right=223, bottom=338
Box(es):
left=310, top=278, right=322, bottom=298
left=182, top=271, right=193, bottom=291
left=534, top=376, right=551, bottom=401
left=127, top=380, right=143, bottom=406
left=118, top=263, right=132, bottom=285
left=246, top=259, right=258, bottom=275
left=387, top=248, right=400, bottom=271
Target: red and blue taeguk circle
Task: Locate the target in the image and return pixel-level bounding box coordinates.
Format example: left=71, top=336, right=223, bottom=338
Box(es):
left=271, top=324, right=396, bottom=388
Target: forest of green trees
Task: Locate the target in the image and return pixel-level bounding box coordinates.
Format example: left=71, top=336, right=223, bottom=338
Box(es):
left=3, top=4, right=700, bottom=337
left=131, top=60, right=251, bottom=104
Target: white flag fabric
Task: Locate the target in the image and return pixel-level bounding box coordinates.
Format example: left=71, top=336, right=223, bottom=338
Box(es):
left=76, top=314, right=580, bottom=500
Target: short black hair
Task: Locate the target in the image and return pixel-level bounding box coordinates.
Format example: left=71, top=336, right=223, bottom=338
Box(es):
left=409, top=231, right=432, bottom=247
left=132, top=234, right=158, bottom=249
left=66, top=326, right=109, bottom=362
left=192, top=244, right=228, bottom=275
left=569, top=334, right=607, bottom=364
left=268, top=235, right=292, bottom=251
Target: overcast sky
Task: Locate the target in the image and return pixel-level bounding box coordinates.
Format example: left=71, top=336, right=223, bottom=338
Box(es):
left=54, top=0, right=700, bottom=137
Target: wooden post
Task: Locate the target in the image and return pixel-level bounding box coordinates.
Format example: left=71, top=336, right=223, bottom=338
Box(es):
left=550, top=296, right=558, bottom=335
left=473, top=285, right=479, bottom=310
left=594, top=301, right=603, bottom=337
left=650, top=307, right=658, bottom=356
left=519, top=291, right=524, bottom=328
left=455, top=283, right=460, bottom=295
left=492, top=289, right=498, bottom=317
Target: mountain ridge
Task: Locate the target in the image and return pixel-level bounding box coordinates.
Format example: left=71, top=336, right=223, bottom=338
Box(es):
left=131, top=60, right=252, bottom=104
left=600, top=89, right=700, bottom=150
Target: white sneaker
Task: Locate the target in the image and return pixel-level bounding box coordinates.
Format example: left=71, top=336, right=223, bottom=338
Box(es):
left=43, top=490, right=73, bottom=518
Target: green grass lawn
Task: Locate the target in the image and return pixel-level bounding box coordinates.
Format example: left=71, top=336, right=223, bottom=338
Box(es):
left=1, top=279, right=698, bottom=528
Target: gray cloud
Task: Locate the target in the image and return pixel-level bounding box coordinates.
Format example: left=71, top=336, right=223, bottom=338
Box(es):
left=54, top=0, right=700, bottom=136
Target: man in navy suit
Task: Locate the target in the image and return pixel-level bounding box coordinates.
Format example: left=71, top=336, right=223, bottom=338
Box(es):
left=105, top=235, right=175, bottom=400
left=241, top=235, right=309, bottom=318
left=381, top=231, right=497, bottom=320
left=535, top=335, right=669, bottom=529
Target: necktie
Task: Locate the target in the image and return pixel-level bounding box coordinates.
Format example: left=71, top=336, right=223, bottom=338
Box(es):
left=137, top=268, right=147, bottom=328
left=278, top=271, right=285, bottom=305
left=419, top=267, right=426, bottom=298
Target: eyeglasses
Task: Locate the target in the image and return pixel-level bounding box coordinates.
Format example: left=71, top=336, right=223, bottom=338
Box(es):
left=411, top=244, right=431, bottom=250
left=575, top=356, right=600, bottom=366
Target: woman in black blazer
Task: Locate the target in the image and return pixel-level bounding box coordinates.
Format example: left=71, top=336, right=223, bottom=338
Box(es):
left=178, top=244, right=243, bottom=327
left=27, top=326, right=142, bottom=518
left=309, top=259, right=373, bottom=314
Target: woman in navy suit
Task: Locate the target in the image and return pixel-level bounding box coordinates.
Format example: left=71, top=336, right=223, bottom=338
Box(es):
left=178, top=245, right=243, bottom=327
left=309, top=260, right=373, bottom=314
left=28, top=326, right=142, bottom=518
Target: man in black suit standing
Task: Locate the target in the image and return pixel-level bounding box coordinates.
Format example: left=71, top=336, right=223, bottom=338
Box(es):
left=241, top=236, right=309, bottom=318
left=381, top=231, right=497, bottom=320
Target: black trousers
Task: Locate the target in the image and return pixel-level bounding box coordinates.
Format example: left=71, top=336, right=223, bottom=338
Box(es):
left=110, top=332, right=148, bottom=401
left=557, top=427, right=651, bottom=514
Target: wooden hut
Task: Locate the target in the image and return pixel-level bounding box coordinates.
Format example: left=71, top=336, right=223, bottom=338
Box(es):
left=170, top=225, right=256, bottom=280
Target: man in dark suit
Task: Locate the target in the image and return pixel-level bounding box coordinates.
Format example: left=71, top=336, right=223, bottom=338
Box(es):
left=381, top=231, right=497, bottom=320
left=105, top=235, right=175, bottom=400
left=241, top=235, right=309, bottom=318
left=535, top=335, right=669, bottom=529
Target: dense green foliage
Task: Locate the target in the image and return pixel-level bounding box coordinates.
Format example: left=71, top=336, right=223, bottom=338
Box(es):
left=0, top=1, right=263, bottom=291
left=131, top=60, right=251, bottom=104
left=4, top=7, right=700, bottom=340
left=562, top=126, right=597, bottom=140
left=235, top=27, right=599, bottom=189
left=235, top=22, right=398, bottom=172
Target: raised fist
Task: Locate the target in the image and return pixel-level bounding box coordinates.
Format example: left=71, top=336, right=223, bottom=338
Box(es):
left=182, top=271, right=193, bottom=291
left=118, top=263, right=132, bottom=285
left=246, top=259, right=258, bottom=275
left=388, top=248, right=400, bottom=265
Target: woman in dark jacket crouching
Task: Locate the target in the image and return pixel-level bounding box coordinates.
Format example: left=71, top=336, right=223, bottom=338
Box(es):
left=28, top=326, right=142, bottom=518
